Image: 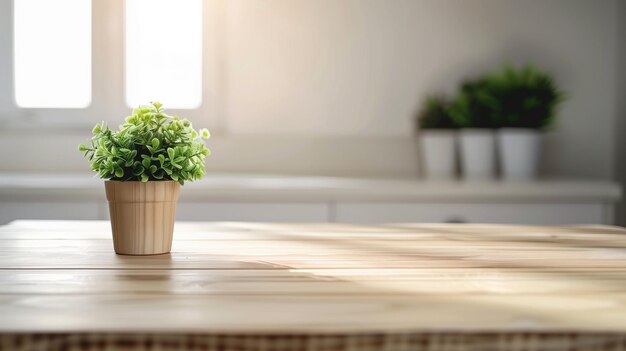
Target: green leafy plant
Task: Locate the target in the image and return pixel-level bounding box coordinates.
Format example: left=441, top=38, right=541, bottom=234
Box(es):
left=417, top=96, right=458, bottom=129
left=482, top=65, right=564, bottom=129
left=449, top=79, right=500, bottom=129
left=448, top=65, right=564, bottom=129
left=79, top=102, right=210, bottom=185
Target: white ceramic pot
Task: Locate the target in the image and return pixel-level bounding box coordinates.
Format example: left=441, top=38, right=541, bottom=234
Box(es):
left=419, top=130, right=457, bottom=180
left=458, top=129, right=496, bottom=180
left=497, top=128, right=541, bottom=181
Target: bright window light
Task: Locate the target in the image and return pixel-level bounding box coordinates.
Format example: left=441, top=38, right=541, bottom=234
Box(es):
left=14, top=0, right=91, bottom=108
left=125, top=0, right=202, bottom=109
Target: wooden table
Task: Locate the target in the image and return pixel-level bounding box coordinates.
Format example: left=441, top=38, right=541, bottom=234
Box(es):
left=1, top=220, right=626, bottom=351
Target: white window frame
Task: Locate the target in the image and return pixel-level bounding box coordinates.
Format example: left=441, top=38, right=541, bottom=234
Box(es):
left=0, top=0, right=220, bottom=131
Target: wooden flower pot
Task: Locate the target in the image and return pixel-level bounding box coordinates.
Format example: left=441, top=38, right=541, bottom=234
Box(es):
left=104, top=180, right=180, bottom=255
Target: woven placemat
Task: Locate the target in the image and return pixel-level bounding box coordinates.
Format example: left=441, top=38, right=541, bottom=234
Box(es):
left=2, top=333, right=626, bottom=351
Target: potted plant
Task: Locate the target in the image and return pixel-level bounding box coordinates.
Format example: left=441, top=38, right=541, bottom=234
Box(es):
left=485, top=65, right=564, bottom=180
left=449, top=79, right=499, bottom=180
left=417, top=96, right=458, bottom=180
left=79, top=102, right=210, bottom=255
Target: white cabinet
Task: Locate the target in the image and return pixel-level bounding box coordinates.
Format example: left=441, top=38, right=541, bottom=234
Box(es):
left=173, top=202, right=328, bottom=222
left=0, top=200, right=616, bottom=225
left=0, top=174, right=621, bottom=225
left=334, top=203, right=611, bottom=225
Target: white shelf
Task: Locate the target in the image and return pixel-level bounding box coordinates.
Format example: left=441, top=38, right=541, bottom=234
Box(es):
left=0, top=172, right=621, bottom=203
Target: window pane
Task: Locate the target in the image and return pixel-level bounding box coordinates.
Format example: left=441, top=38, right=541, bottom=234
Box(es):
left=125, top=0, right=202, bottom=109
left=14, top=0, right=91, bottom=108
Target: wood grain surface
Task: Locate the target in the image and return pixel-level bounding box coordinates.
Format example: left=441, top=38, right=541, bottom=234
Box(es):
left=1, top=220, right=626, bottom=335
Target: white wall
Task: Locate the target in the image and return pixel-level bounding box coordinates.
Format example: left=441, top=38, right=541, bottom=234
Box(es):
left=0, top=0, right=620, bottom=179
left=615, top=1, right=626, bottom=225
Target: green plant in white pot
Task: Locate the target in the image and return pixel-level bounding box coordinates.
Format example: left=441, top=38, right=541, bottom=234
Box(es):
left=79, top=102, right=210, bottom=255
left=449, top=79, right=500, bottom=180
left=417, top=96, right=459, bottom=180
left=484, top=65, right=564, bottom=180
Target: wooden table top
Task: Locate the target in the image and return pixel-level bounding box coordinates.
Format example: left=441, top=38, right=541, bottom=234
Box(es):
left=1, top=220, right=626, bottom=336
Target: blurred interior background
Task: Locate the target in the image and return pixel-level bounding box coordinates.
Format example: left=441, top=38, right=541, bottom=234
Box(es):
left=0, top=0, right=625, bottom=226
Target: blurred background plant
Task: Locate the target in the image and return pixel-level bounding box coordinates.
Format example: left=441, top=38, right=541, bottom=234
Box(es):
left=417, top=96, right=457, bottom=130
left=447, top=65, right=564, bottom=129
left=482, top=65, right=565, bottom=129
left=448, top=79, right=500, bottom=129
